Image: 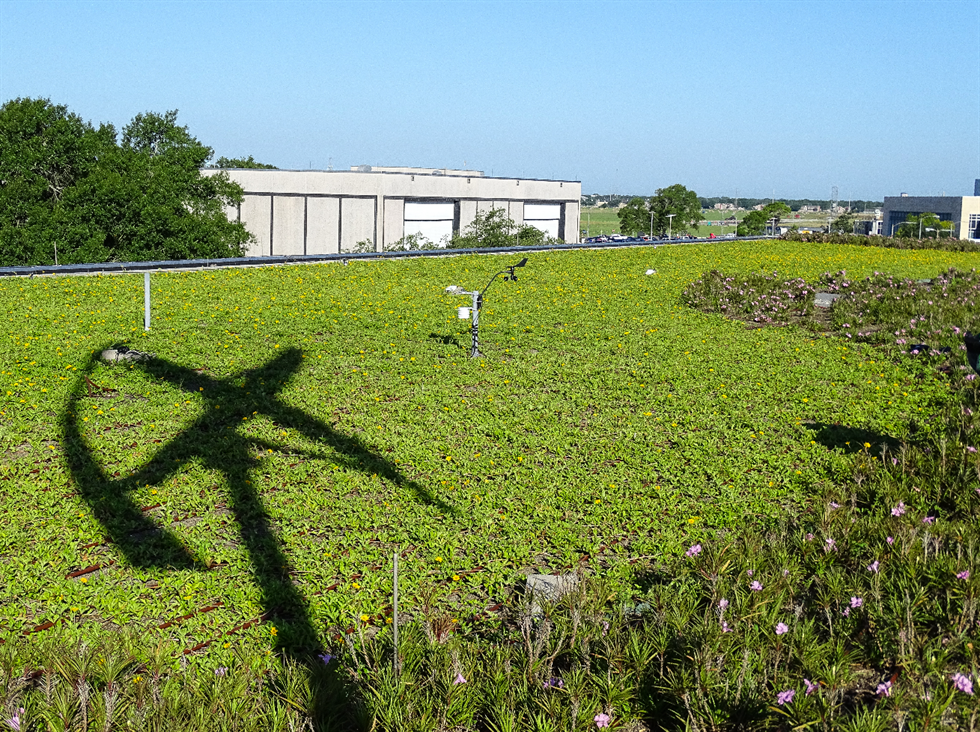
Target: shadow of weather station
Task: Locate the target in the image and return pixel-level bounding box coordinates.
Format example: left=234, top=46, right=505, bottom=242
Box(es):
left=61, top=345, right=452, bottom=728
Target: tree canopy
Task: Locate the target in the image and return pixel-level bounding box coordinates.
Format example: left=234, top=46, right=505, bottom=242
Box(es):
left=212, top=155, right=277, bottom=169
left=0, top=98, right=253, bottom=266
left=616, top=184, right=705, bottom=237
left=449, top=208, right=551, bottom=249
left=737, top=202, right=792, bottom=236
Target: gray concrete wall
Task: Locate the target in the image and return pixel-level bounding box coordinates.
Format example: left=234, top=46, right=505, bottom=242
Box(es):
left=204, top=168, right=581, bottom=254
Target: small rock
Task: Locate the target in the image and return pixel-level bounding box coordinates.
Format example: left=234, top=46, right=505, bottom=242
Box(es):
left=101, top=347, right=154, bottom=363
left=814, top=293, right=842, bottom=308
left=525, top=573, right=578, bottom=615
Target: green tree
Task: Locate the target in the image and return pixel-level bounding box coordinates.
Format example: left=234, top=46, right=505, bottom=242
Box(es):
left=0, top=99, right=252, bottom=266
left=737, top=202, right=791, bottom=236
left=617, top=197, right=650, bottom=236
left=830, top=212, right=855, bottom=234
left=649, top=184, right=705, bottom=237
left=617, top=185, right=705, bottom=237
left=212, top=155, right=277, bottom=169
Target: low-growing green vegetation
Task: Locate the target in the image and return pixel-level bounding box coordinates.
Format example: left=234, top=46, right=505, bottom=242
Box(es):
left=1, top=240, right=978, bottom=730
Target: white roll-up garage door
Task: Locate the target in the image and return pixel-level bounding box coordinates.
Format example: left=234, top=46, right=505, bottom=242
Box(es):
left=404, top=201, right=455, bottom=247
left=523, top=203, right=562, bottom=239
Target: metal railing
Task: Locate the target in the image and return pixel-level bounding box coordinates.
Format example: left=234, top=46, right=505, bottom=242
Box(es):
left=0, top=236, right=774, bottom=278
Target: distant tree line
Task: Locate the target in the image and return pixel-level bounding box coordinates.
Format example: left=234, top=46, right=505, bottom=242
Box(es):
left=0, top=98, right=272, bottom=267
left=583, top=192, right=884, bottom=213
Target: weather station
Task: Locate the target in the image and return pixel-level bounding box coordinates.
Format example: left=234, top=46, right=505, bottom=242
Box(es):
left=445, top=257, right=528, bottom=358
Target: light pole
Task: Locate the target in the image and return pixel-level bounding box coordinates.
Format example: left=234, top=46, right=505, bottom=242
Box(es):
left=445, top=257, right=528, bottom=358
left=667, top=213, right=676, bottom=240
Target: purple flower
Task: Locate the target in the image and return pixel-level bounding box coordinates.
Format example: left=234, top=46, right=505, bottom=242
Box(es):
left=601, top=620, right=610, bottom=636
left=782, top=569, right=790, bottom=577
left=824, top=537, right=836, bottom=552
left=968, top=446, right=978, bottom=453
left=453, top=672, right=466, bottom=685
left=746, top=569, right=754, bottom=577
left=6, top=709, right=24, bottom=732
left=922, top=516, right=936, bottom=525
left=804, top=678, right=818, bottom=696
left=718, top=598, right=729, bottom=610
left=850, top=596, right=863, bottom=608
left=594, top=713, right=611, bottom=728
left=776, top=689, right=796, bottom=705
left=842, top=607, right=850, bottom=617
left=544, top=677, right=564, bottom=689
left=868, top=560, right=880, bottom=573
left=215, top=666, right=228, bottom=676
left=721, top=620, right=733, bottom=633
left=685, top=544, right=702, bottom=558
left=968, top=374, right=977, bottom=382
left=877, top=681, right=892, bottom=697
left=886, top=536, right=895, bottom=545
left=952, top=672, right=974, bottom=695
left=750, top=580, right=763, bottom=592
left=775, top=622, right=789, bottom=635
left=318, top=652, right=334, bottom=665
left=891, top=502, right=906, bottom=517
left=957, top=570, right=971, bottom=580
left=829, top=502, right=839, bottom=509
left=805, top=532, right=814, bottom=541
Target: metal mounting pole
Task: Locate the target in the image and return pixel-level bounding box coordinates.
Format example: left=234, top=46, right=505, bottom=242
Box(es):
left=144, top=272, right=151, bottom=331
left=470, top=291, right=481, bottom=358
left=392, top=551, right=400, bottom=675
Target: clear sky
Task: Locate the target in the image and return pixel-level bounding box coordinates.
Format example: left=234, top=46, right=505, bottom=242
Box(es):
left=1, top=0, right=977, bottom=200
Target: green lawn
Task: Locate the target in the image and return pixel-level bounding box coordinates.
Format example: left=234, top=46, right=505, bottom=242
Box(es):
left=1, top=241, right=973, bottom=663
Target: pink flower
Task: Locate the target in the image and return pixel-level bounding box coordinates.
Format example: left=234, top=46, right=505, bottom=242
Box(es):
left=829, top=502, right=839, bottom=509
left=750, top=580, right=763, bottom=591
left=957, top=570, right=971, bottom=580
left=594, top=713, right=611, bottom=728
left=776, top=689, right=795, bottom=705
left=877, top=681, right=892, bottom=697
left=775, top=622, right=789, bottom=635
left=891, top=502, right=906, bottom=517
left=804, top=678, right=818, bottom=696
left=453, top=672, right=466, bottom=685
left=842, top=607, right=850, bottom=617
left=685, top=544, right=702, bottom=558
left=887, top=536, right=895, bottom=545
left=850, top=596, right=863, bottom=608
left=718, top=598, right=729, bottom=610
left=721, top=621, right=733, bottom=633
left=747, top=569, right=754, bottom=577
left=922, top=516, right=936, bottom=525
left=952, top=673, right=974, bottom=695
left=868, top=560, right=880, bottom=574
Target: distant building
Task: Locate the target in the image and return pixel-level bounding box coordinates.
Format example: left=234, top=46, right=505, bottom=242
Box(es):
left=881, top=190, right=980, bottom=239
left=798, top=205, right=822, bottom=213
left=202, top=166, right=581, bottom=256
left=713, top=202, right=736, bottom=210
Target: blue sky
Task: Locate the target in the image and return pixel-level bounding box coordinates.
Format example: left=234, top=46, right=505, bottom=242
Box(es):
left=1, top=0, right=977, bottom=199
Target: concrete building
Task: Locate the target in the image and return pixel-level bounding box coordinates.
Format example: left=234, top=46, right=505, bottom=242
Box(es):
left=881, top=190, right=980, bottom=240
left=202, top=166, right=581, bottom=256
